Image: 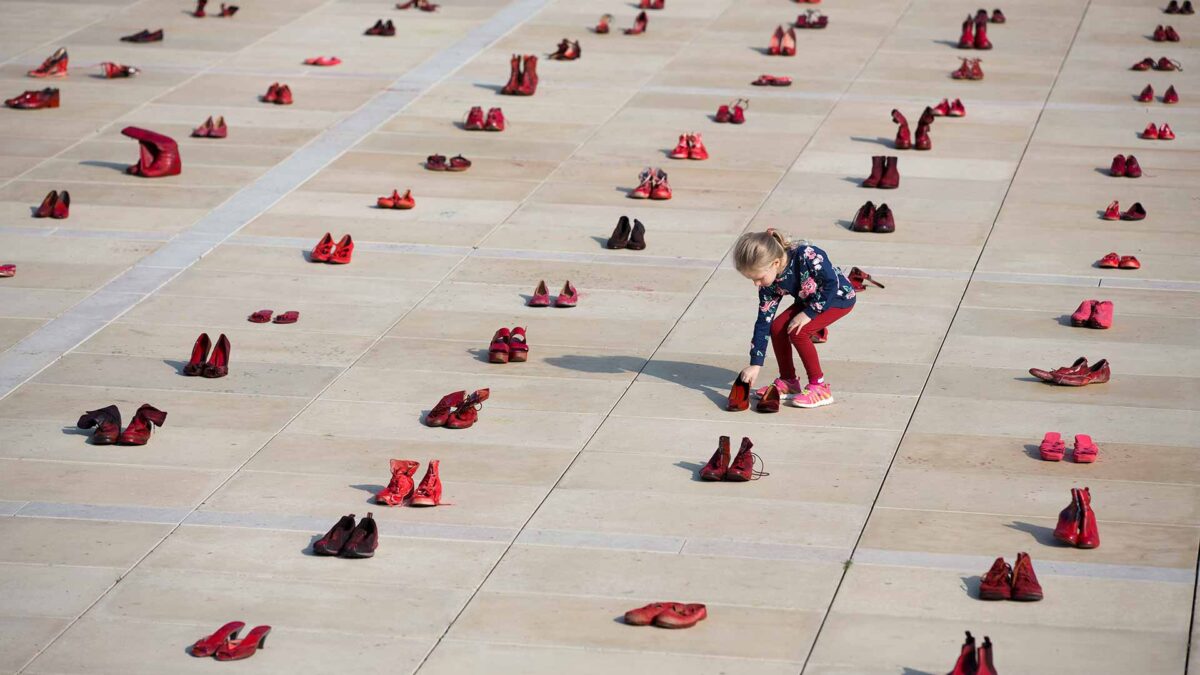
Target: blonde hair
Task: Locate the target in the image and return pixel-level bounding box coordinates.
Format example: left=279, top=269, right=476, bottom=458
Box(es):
left=733, top=229, right=792, bottom=274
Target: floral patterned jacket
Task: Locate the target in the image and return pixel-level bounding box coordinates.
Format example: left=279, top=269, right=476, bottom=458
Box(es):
left=749, top=243, right=856, bottom=366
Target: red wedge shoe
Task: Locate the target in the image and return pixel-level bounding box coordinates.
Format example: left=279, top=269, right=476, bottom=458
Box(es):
left=191, top=621, right=245, bottom=657
left=978, top=556, right=1013, bottom=600
left=654, top=603, right=707, bottom=629
left=28, top=47, right=68, bottom=78
left=1011, top=552, right=1043, bottom=601
left=947, top=632, right=978, bottom=675
left=1070, top=300, right=1096, bottom=326
left=1077, top=486, right=1100, bottom=548
left=1053, top=488, right=1081, bottom=546
left=624, top=602, right=679, bottom=625
left=117, top=404, right=167, bottom=445
left=699, top=436, right=731, bottom=481
left=508, top=326, right=529, bottom=362
left=214, top=626, right=271, bottom=661
left=1088, top=300, right=1113, bottom=329
left=1038, top=431, right=1066, bottom=461
left=77, top=405, right=122, bottom=445
left=1073, top=434, right=1099, bottom=463
left=330, top=234, right=353, bottom=264
left=376, top=459, right=420, bottom=505
left=183, top=333, right=212, bottom=376
left=426, top=391, right=465, bottom=427
left=555, top=280, right=579, bottom=307
left=726, top=436, right=766, bottom=481
left=204, top=333, right=230, bottom=378
left=446, top=389, right=490, bottom=429
left=34, top=190, right=57, bottom=218
left=489, top=327, right=511, bottom=363
left=409, top=460, right=442, bottom=506
left=728, top=378, right=750, bottom=411
left=311, top=232, right=335, bottom=262
left=529, top=280, right=551, bottom=307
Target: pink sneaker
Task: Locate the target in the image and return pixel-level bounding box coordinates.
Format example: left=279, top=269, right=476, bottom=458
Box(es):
left=753, top=377, right=802, bottom=401
left=790, top=382, right=833, bottom=408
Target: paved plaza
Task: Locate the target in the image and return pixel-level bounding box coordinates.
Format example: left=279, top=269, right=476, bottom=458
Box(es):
left=1, top=0, right=1198, bottom=672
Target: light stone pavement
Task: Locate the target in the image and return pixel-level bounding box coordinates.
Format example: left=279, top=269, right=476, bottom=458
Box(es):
left=0, top=0, right=1198, bottom=672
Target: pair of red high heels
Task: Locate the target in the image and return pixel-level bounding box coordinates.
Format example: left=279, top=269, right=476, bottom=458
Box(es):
left=489, top=327, right=529, bottom=363
left=122, top=126, right=181, bottom=177
left=27, top=48, right=67, bottom=77
left=191, top=622, right=270, bottom=661
left=1096, top=252, right=1140, bottom=269
left=1141, top=122, right=1175, bottom=140
left=947, top=632, right=998, bottom=675
left=529, top=280, right=578, bottom=307
left=185, top=333, right=231, bottom=378
left=1054, top=487, right=1101, bottom=548
left=463, top=106, right=505, bottom=131
left=426, top=389, right=489, bottom=429
left=77, top=404, right=167, bottom=445
left=668, top=132, right=708, bottom=160
left=863, top=156, right=900, bottom=189
left=930, top=97, right=967, bottom=116
left=500, top=54, right=538, bottom=96
left=1038, top=432, right=1098, bottom=462
left=314, top=513, right=378, bottom=557
left=1070, top=300, right=1113, bottom=329
left=262, top=83, right=293, bottom=105
left=624, top=602, right=707, bottom=628
left=891, top=107, right=934, bottom=150
left=699, top=436, right=768, bottom=481
left=1101, top=200, right=1145, bottom=221
left=852, top=201, right=896, bottom=233
left=1110, top=154, right=1142, bottom=177
left=34, top=190, right=69, bottom=219
left=377, top=189, right=415, bottom=209
left=952, top=58, right=984, bottom=80
left=192, top=116, right=227, bottom=138
left=375, top=459, right=443, bottom=506
left=978, top=552, right=1043, bottom=601
left=768, top=25, right=797, bottom=55
left=1138, top=84, right=1180, bottom=103
left=630, top=168, right=671, bottom=199
left=5, top=87, right=59, bottom=109
left=311, top=233, right=353, bottom=264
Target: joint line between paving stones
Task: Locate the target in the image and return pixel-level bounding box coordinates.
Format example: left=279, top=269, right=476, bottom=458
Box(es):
left=795, top=4, right=1098, bottom=673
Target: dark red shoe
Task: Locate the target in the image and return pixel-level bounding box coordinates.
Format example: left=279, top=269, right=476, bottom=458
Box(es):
left=183, top=333, right=211, bottom=376
left=1154, top=57, right=1180, bottom=71
left=517, top=55, right=538, bottom=95
left=931, top=99, right=952, bottom=116
left=948, top=632, right=978, bottom=675
left=608, top=215, right=632, bottom=248
left=1070, top=300, right=1096, bottom=327
left=117, top=404, right=167, bottom=445
left=975, top=636, right=997, bottom=675
left=1142, top=122, right=1159, bottom=139
left=974, top=17, right=992, bottom=49
left=1029, top=356, right=1087, bottom=382
left=1053, top=359, right=1109, bottom=386
left=214, top=626, right=270, bottom=662
left=330, top=234, right=353, bottom=264
left=276, top=84, right=293, bottom=105
left=446, top=389, right=489, bottom=429
left=263, top=82, right=280, bottom=103
left=863, top=155, right=884, bottom=188
left=34, top=190, right=57, bottom=218
left=121, top=29, right=163, bottom=43
left=957, top=16, right=974, bottom=48
left=1154, top=24, right=1166, bottom=41
left=448, top=154, right=472, bottom=171
left=1096, top=252, right=1120, bottom=268
left=489, top=327, right=511, bottom=363
left=1131, top=57, right=1155, bottom=71
left=1011, top=551, right=1043, bottom=601
left=914, top=124, right=931, bottom=151
left=878, top=156, right=899, bottom=189
left=77, top=405, right=122, bottom=445
left=1159, top=123, right=1175, bottom=140
left=376, top=459, right=420, bottom=505
left=624, top=10, right=648, bottom=35
left=5, top=87, right=60, bottom=109
left=28, top=48, right=68, bottom=78
left=508, top=326, right=528, bottom=361
left=555, top=280, right=578, bottom=307
left=699, top=436, right=730, bottom=481
left=1110, top=154, right=1127, bottom=176
left=313, top=514, right=356, bottom=555
left=529, top=280, right=551, bottom=307
left=463, top=106, right=485, bottom=130
left=484, top=107, right=505, bottom=131
left=426, top=391, right=465, bottom=427
left=653, top=603, right=707, bottom=628
left=1127, top=154, right=1143, bottom=175
left=192, top=0, right=207, bottom=17
left=757, top=385, right=780, bottom=413
left=1053, top=488, right=1081, bottom=546
left=892, top=109, right=912, bottom=149
left=624, top=602, right=679, bottom=625
left=847, top=267, right=885, bottom=291
left=874, top=203, right=896, bottom=233
left=726, top=437, right=766, bottom=481
left=340, top=512, right=379, bottom=557
left=1164, top=85, right=1179, bottom=103
left=219, top=2, right=238, bottom=16
left=991, top=8, right=1005, bottom=22
left=501, top=54, right=521, bottom=95
left=594, top=13, right=612, bottom=34
left=409, top=460, right=442, bottom=506
left=190, top=621, right=245, bottom=657
left=121, top=126, right=181, bottom=177
left=1165, top=25, right=1180, bottom=41
left=1077, top=486, right=1100, bottom=548
left=978, top=556, right=1013, bottom=600
left=203, top=333, right=230, bottom=378
left=1138, top=84, right=1155, bottom=102
left=852, top=201, right=875, bottom=232
left=727, top=378, right=750, bottom=411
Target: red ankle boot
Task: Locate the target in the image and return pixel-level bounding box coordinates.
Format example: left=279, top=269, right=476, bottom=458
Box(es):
left=958, top=16, right=974, bottom=48
left=410, top=460, right=442, bottom=506
left=974, top=17, right=992, bottom=49
left=426, top=391, right=465, bottom=427
left=517, top=55, right=538, bottom=95
left=1053, top=488, right=1081, bottom=546
left=878, top=156, right=899, bottom=189
left=726, top=437, right=765, bottom=481
left=77, top=405, right=122, bottom=445
left=121, top=126, right=181, bottom=177
left=699, top=436, right=730, bottom=480
left=1077, top=486, right=1100, bottom=548
left=117, top=404, right=167, bottom=445
left=948, top=632, right=978, bottom=675
left=183, top=333, right=211, bottom=376
left=501, top=54, right=521, bottom=95
left=892, top=109, right=912, bottom=149
left=976, top=636, right=998, bottom=675
left=914, top=124, right=931, bottom=150
left=669, top=134, right=690, bottom=159
left=204, top=333, right=230, bottom=378
left=376, top=459, right=420, bottom=505
left=978, top=556, right=1012, bottom=600
left=863, top=156, right=885, bottom=188
left=1011, top=551, right=1043, bottom=601
left=446, top=389, right=490, bottom=429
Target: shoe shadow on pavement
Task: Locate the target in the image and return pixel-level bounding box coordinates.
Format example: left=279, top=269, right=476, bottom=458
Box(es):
left=163, top=359, right=188, bottom=375
left=80, top=160, right=132, bottom=173
left=836, top=219, right=856, bottom=231
left=849, top=136, right=894, bottom=148
left=471, top=83, right=504, bottom=94
left=1021, top=444, right=1044, bottom=461
left=1006, top=521, right=1061, bottom=546
left=350, top=484, right=385, bottom=503
left=930, top=39, right=961, bottom=48
left=674, top=460, right=705, bottom=480
left=901, top=669, right=937, bottom=675
left=300, top=534, right=324, bottom=556
left=960, top=574, right=982, bottom=599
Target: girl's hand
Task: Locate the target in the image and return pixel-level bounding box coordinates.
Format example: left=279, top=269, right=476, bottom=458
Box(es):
left=787, top=312, right=811, bottom=336
left=739, top=365, right=761, bottom=387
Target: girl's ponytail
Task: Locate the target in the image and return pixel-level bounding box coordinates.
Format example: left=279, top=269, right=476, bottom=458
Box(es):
left=734, top=229, right=792, bottom=274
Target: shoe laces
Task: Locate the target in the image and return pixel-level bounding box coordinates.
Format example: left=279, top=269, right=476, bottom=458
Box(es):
left=747, top=453, right=770, bottom=480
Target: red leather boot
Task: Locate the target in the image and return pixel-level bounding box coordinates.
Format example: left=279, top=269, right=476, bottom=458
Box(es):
left=948, top=632, right=978, bottom=675
left=976, top=636, right=998, bottom=675
left=892, top=109, right=912, bottom=149
left=699, top=435, right=730, bottom=480
left=958, top=16, right=974, bottom=48
left=978, top=556, right=1012, bottom=599
left=517, top=55, right=538, bottom=95
left=878, top=156, right=899, bottom=189
left=1011, top=551, right=1043, bottom=601
left=117, top=404, right=167, bottom=445
left=446, top=389, right=490, bottom=429
left=376, top=459, right=420, bottom=505
left=915, top=124, right=931, bottom=150
left=1053, top=488, right=1081, bottom=546
left=121, top=126, right=181, bottom=177
left=425, top=391, right=465, bottom=427
left=501, top=54, right=521, bottom=95
left=1077, top=487, right=1100, bottom=548
left=726, top=436, right=765, bottom=481
left=77, top=405, right=122, bottom=445
left=974, top=17, right=992, bottom=49
left=410, top=460, right=442, bottom=506
left=863, top=156, right=885, bottom=188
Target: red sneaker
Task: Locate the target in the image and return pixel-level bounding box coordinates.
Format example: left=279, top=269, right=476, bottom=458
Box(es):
left=464, top=106, right=485, bottom=130
left=1011, top=552, right=1043, bottom=601
left=949, top=98, right=967, bottom=116
left=1053, top=488, right=1081, bottom=545
left=446, top=389, right=490, bottom=429
left=699, top=436, right=730, bottom=480
left=376, top=459, right=420, bottom=505
left=623, top=602, right=678, bottom=625
left=1142, top=122, right=1159, bottom=139
left=1073, top=434, right=1099, bottom=463
left=978, top=556, right=1013, bottom=600
left=650, top=169, right=672, bottom=200
left=409, top=460, right=442, bottom=506
left=262, top=82, right=280, bottom=103
left=1077, top=486, right=1101, bottom=548
left=653, top=603, right=707, bottom=628
left=668, top=134, right=690, bottom=159
left=340, top=512, right=379, bottom=558
left=1070, top=299, right=1096, bottom=326
left=1088, top=301, right=1113, bottom=329
left=484, top=107, right=505, bottom=131
left=425, top=391, right=465, bottom=427
left=1038, top=431, right=1065, bottom=461
left=529, top=280, right=551, bottom=307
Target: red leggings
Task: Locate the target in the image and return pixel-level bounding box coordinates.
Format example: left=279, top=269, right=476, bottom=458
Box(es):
left=770, top=303, right=854, bottom=383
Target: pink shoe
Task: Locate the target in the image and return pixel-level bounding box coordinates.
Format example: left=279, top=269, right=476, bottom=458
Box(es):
left=753, top=377, right=802, bottom=401
left=789, top=382, right=833, bottom=408
left=1088, top=300, right=1113, bottom=329
left=1070, top=300, right=1096, bottom=327
left=1038, top=431, right=1065, bottom=461
left=1073, top=434, right=1099, bottom=463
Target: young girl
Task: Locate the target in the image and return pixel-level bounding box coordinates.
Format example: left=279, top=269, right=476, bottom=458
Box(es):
left=734, top=229, right=856, bottom=408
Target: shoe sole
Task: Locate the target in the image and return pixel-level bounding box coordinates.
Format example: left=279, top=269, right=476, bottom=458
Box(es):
left=790, top=396, right=833, bottom=409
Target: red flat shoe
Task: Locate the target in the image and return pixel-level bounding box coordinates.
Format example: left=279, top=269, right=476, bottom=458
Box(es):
left=1125, top=155, right=1142, bottom=177
left=1096, top=252, right=1120, bottom=268
left=931, top=99, right=951, bottom=116
left=77, top=405, right=122, bottom=445
left=1088, top=300, right=1113, bottom=329
left=756, top=384, right=780, bottom=413
left=727, top=378, right=750, bottom=411
left=425, top=391, right=465, bottom=427
left=730, top=99, right=747, bottom=124
left=425, top=154, right=447, bottom=171
left=330, top=234, right=354, bottom=264
left=484, top=107, right=505, bottom=131
left=191, top=621, right=245, bottom=657
left=5, top=87, right=60, bottom=109
left=377, top=459, right=420, bottom=505
left=203, top=333, right=230, bottom=378
left=1165, top=25, right=1181, bottom=41
left=193, top=116, right=214, bottom=138
left=214, top=626, right=271, bottom=661
left=555, top=280, right=578, bottom=307
left=508, top=326, right=529, bottom=362
left=34, top=190, right=57, bottom=218
left=262, top=82, right=279, bottom=103
left=624, top=602, right=680, bottom=625
left=847, top=267, right=884, bottom=291
left=1070, top=299, right=1095, bottom=327
left=699, top=436, right=731, bottom=480
left=393, top=189, right=414, bottom=209
left=248, top=309, right=273, bottom=323
left=978, top=556, right=1012, bottom=599
left=116, top=404, right=167, bottom=445
left=1101, top=200, right=1120, bottom=220
left=313, top=514, right=355, bottom=555
left=1121, top=202, right=1146, bottom=220
left=209, top=116, right=227, bottom=139
left=304, top=56, right=341, bottom=66
left=1052, top=358, right=1110, bottom=386
left=1131, top=57, right=1155, bottom=71
left=650, top=169, right=672, bottom=200
left=1138, top=84, right=1155, bottom=102
left=1038, top=431, right=1066, bottom=461
left=311, top=232, right=335, bottom=262
left=529, top=280, right=551, bottom=307
left=409, top=460, right=442, bottom=506
left=445, top=389, right=490, bottom=429
left=376, top=191, right=395, bottom=208
left=276, top=84, right=293, bottom=105
left=28, top=47, right=68, bottom=78
left=653, top=603, right=707, bottom=629
left=1118, top=255, right=1140, bottom=269
left=1110, top=154, right=1126, bottom=176
left=273, top=310, right=299, bottom=324
left=489, top=327, right=511, bottom=363
left=1073, top=434, right=1099, bottom=463
left=1011, top=552, right=1043, bottom=601
left=1142, top=122, right=1160, bottom=139
left=1029, top=356, right=1088, bottom=382
left=950, top=98, right=966, bottom=116
left=447, top=154, right=472, bottom=171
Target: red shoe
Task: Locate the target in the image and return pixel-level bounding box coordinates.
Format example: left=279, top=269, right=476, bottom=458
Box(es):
left=1159, top=123, right=1175, bottom=140
left=1054, top=488, right=1081, bottom=545
left=914, top=124, right=931, bottom=151
left=410, top=460, right=442, bottom=506
left=183, top=333, right=211, bottom=376
left=1142, top=122, right=1159, bottom=139
left=425, top=391, right=465, bottom=427
left=756, top=384, right=780, bottom=413
left=426, top=154, right=447, bottom=171
left=117, top=404, right=167, bottom=445
left=947, top=632, right=978, bottom=675
left=991, top=9, right=1006, bottom=23
left=1096, top=252, right=1120, bottom=268
left=976, top=636, right=998, bottom=675
left=121, top=126, right=181, bottom=177
left=629, top=168, right=653, bottom=198
left=727, top=378, right=750, bottom=411
left=508, top=326, right=529, bottom=362
left=874, top=204, right=896, bottom=233
left=957, top=16, right=974, bottom=48
left=190, top=621, right=245, bottom=657
left=1127, top=153, right=1142, bottom=174
left=34, top=190, right=57, bottom=218
left=1167, top=0, right=1180, bottom=12
left=262, top=83, right=279, bottom=103
left=1070, top=299, right=1096, bottom=326
left=1132, top=57, right=1154, bottom=70
left=878, top=156, right=899, bottom=189
left=688, top=133, right=709, bottom=160
left=1154, top=24, right=1168, bottom=41
left=377, top=459, right=420, bottom=505
left=863, top=155, right=884, bottom=188
left=625, top=11, right=648, bottom=35
left=1073, top=434, right=1099, bottom=463
left=810, top=327, right=828, bottom=343
left=446, top=389, right=490, bottom=429
left=192, top=0, right=207, bottom=16
left=489, top=327, right=511, bottom=363
left=1101, top=200, right=1120, bottom=220
left=276, top=84, right=293, bottom=105
left=1088, top=300, right=1113, bottom=329
left=1029, top=356, right=1088, bottom=382
left=273, top=311, right=299, bottom=325
left=974, top=17, right=992, bottom=49
left=1165, top=25, right=1181, bottom=41
left=751, top=74, right=791, bottom=86
left=699, top=436, right=730, bottom=481
left=500, top=55, right=521, bottom=95
left=0, top=264, right=15, bottom=277
left=1110, top=154, right=1127, bottom=176
left=304, top=55, right=341, bottom=66
left=730, top=99, right=747, bottom=124
left=1052, top=358, right=1109, bottom=386
left=952, top=58, right=972, bottom=79
left=1077, top=486, right=1100, bottom=548
left=892, top=109, right=912, bottom=149
left=669, top=134, right=690, bottom=159
left=219, top=3, right=239, bottom=16
left=28, top=48, right=68, bottom=78
left=1164, top=85, right=1179, bottom=103
left=650, top=169, right=672, bottom=200
left=931, top=99, right=951, bottom=116
left=1154, top=57, right=1180, bottom=71
left=447, top=155, right=472, bottom=172
left=330, top=234, right=354, bottom=264
left=969, top=58, right=984, bottom=79
left=768, top=25, right=784, bottom=55
left=1011, top=552, right=1043, bottom=601
left=484, top=107, right=505, bottom=131
left=781, top=27, right=797, bottom=56
left=1038, top=431, right=1065, bottom=461
left=464, top=106, right=485, bottom=130
left=1118, top=255, right=1140, bottom=269
left=121, top=28, right=164, bottom=43
left=594, top=14, right=612, bottom=34
left=248, top=309, right=273, bottom=323
left=311, top=232, right=335, bottom=262
left=528, top=280, right=551, bottom=307
left=978, top=557, right=1012, bottom=599
left=340, top=512, right=378, bottom=558
left=726, top=437, right=766, bottom=481
left=555, top=280, right=579, bottom=307
left=847, top=267, right=884, bottom=291
left=624, top=602, right=679, bottom=625
left=377, top=190, right=397, bottom=208
left=193, top=116, right=214, bottom=138
left=5, top=88, right=60, bottom=109
left=852, top=201, right=876, bottom=232
left=204, top=333, right=230, bottom=378
left=653, top=603, right=707, bottom=629
left=209, top=116, right=227, bottom=138
left=52, top=189, right=70, bottom=217
left=214, top=626, right=271, bottom=661
left=77, top=405, right=122, bottom=445
left=1138, top=84, right=1155, bottom=102
left=393, top=189, right=414, bottom=209
left=516, top=54, right=539, bottom=96
left=313, top=514, right=356, bottom=555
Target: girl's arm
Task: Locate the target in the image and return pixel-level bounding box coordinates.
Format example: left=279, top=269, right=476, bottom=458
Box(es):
left=798, top=245, right=842, bottom=318
left=749, top=287, right=780, bottom=366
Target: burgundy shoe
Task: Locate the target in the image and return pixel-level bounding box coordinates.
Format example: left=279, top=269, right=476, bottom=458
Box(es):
left=445, top=389, right=489, bottom=429
left=608, top=215, right=632, bottom=249
left=948, top=632, right=978, bottom=675
left=914, top=123, right=931, bottom=151
left=892, top=109, right=912, bottom=149
left=1088, top=301, right=1113, bottom=329
left=958, top=16, right=974, bottom=48
left=425, top=391, right=465, bottom=427
left=312, top=514, right=356, bottom=555
left=183, top=333, right=211, bottom=376
left=1038, top=431, right=1065, bottom=461
left=1101, top=200, right=1120, bottom=220
left=931, top=99, right=951, bottom=116
left=1029, top=356, right=1087, bottom=382
left=77, top=405, right=122, bottom=445
left=1138, top=84, right=1155, bottom=102
left=447, top=154, right=472, bottom=172
left=1070, top=300, right=1096, bottom=326
left=1165, top=25, right=1180, bottom=41
left=668, top=134, right=690, bottom=160
left=1053, top=359, right=1109, bottom=386
left=34, top=190, right=57, bottom=218
left=726, top=437, right=766, bottom=481
left=1154, top=24, right=1168, bottom=41
left=874, top=203, right=896, bottom=233
left=1164, top=85, right=1179, bottom=103
left=529, top=280, right=551, bottom=307
left=1159, top=123, right=1175, bottom=140
left=517, top=55, right=539, bottom=95
left=852, top=201, right=876, bottom=232
left=624, top=602, right=679, bottom=625
left=203, top=333, right=231, bottom=378
left=28, top=47, right=68, bottom=78
left=484, top=107, right=505, bottom=131
left=276, top=84, right=293, bottom=105
left=650, top=169, right=672, bottom=200
left=625, top=10, right=648, bottom=35
left=653, top=603, right=707, bottom=629
left=878, top=156, right=899, bottom=189
left=863, top=156, right=884, bottom=188
left=1154, top=57, right=1180, bottom=71
left=117, top=404, right=167, bottom=445
left=727, top=378, right=750, bottom=411
left=193, top=0, right=207, bottom=17
left=1077, top=486, right=1100, bottom=548
left=219, top=2, right=238, bottom=16
left=1010, top=552, right=1043, bottom=601
left=1110, top=154, right=1126, bottom=176
left=1131, top=57, right=1155, bottom=71
left=52, top=190, right=70, bottom=219
left=555, top=280, right=578, bottom=307
left=976, top=637, right=998, bottom=675
left=974, top=17, right=992, bottom=49
left=978, top=557, right=1013, bottom=600
left=628, top=219, right=647, bottom=250
left=121, top=126, right=181, bottom=177
left=699, top=435, right=730, bottom=481
left=340, top=512, right=379, bottom=557
left=991, top=8, right=1005, bottom=22
left=756, top=384, right=780, bottom=413
left=1053, top=488, right=1081, bottom=546
left=409, top=460, right=442, bottom=506
left=508, top=326, right=528, bottom=362
left=464, top=106, right=485, bottom=130
left=847, top=267, right=884, bottom=291
left=5, top=88, right=60, bottom=109
left=1167, top=0, right=1181, bottom=11
left=489, top=327, right=511, bottom=364
left=121, top=29, right=163, bottom=43
left=501, top=54, right=521, bottom=95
